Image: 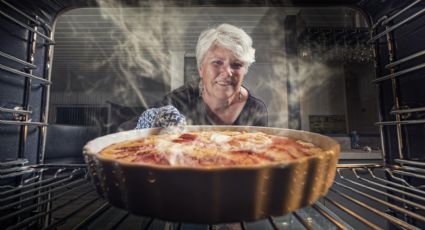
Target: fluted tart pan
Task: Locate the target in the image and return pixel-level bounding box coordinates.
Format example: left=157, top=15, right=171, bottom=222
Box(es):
left=83, top=125, right=340, bottom=223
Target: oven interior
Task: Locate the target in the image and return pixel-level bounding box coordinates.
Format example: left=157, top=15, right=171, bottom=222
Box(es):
left=0, top=0, right=424, bottom=229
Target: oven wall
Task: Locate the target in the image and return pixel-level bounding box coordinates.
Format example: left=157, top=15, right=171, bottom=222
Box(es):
left=0, top=5, right=50, bottom=163
left=361, top=0, right=425, bottom=164
left=360, top=1, right=425, bottom=227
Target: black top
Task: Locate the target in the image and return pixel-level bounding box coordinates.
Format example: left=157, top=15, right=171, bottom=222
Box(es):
left=154, top=80, right=268, bottom=126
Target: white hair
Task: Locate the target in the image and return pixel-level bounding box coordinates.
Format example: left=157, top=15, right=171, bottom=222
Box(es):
left=195, top=23, right=255, bottom=70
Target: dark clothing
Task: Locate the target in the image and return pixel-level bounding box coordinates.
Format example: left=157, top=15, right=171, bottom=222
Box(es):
left=154, top=80, right=268, bottom=126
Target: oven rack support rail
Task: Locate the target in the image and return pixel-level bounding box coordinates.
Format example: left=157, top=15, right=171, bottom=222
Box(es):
left=0, top=0, right=54, bottom=164
left=0, top=163, right=424, bottom=230
left=370, top=0, right=425, bottom=162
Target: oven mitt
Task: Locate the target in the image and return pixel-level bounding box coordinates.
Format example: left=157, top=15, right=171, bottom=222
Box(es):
left=135, top=105, right=186, bottom=129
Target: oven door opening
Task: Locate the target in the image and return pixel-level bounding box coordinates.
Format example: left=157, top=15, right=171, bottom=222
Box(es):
left=0, top=0, right=424, bottom=229
left=48, top=6, right=380, bottom=163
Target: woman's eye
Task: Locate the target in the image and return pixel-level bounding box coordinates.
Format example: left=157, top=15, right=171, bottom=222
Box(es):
left=212, top=60, right=223, bottom=65
left=231, top=63, right=243, bottom=69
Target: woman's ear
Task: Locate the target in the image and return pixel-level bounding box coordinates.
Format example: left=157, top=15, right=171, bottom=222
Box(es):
left=198, top=67, right=203, bottom=78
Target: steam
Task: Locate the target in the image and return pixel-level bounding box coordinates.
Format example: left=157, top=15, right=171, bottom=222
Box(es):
left=94, top=0, right=185, bottom=108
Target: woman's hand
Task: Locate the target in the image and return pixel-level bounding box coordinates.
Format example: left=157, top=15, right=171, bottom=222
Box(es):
left=136, top=105, right=186, bottom=129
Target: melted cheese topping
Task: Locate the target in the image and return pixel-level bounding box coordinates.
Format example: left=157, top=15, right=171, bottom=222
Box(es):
left=99, top=131, right=325, bottom=167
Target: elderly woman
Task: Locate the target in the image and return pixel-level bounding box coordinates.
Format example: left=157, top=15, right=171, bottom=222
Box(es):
left=136, top=24, right=267, bottom=129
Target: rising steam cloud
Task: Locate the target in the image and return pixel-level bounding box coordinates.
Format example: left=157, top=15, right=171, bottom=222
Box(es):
left=93, top=0, right=185, bottom=108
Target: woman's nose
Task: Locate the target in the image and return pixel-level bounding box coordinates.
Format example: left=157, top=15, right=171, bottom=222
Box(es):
left=220, top=63, right=233, bottom=77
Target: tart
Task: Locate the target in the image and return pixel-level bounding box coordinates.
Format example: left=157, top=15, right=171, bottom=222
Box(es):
left=84, top=126, right=339, bottom=223
left=99, top=131, right=328, bottom=167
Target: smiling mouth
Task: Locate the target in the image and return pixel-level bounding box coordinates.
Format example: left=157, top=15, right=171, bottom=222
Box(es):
left=215, top=81, right=233, bottom=86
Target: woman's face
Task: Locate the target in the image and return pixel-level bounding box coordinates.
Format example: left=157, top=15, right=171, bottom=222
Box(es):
left=198, top=46, right=247, bottom=101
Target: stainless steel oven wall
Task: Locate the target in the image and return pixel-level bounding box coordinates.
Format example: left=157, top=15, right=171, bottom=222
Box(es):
left=0, top=0, right=93, bottom=164
left=362, top=0, right=425, bottom=165
left=0, top=1, right=53, bottom=163
left=361, top=0, right=425, bottom=228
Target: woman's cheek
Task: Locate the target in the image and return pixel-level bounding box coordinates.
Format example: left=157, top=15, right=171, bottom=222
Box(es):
left=208, top=68, right=218, bottom=77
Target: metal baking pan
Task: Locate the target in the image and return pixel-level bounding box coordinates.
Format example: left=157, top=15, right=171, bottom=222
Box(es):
left=83, top=125, right=340, bottom=223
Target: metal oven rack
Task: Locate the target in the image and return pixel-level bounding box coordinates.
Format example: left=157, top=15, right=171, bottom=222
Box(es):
left=0, top=0, right=54, bottom=164
left=0, top=0, right=424, bottom=229
left=367, top=1, right=425, bottom=227
left=369, top=0, right=425, bottom=162
left=1, top=162, right=424, bottom=229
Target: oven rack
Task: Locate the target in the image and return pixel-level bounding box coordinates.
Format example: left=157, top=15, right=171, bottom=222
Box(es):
left=1, top=163, right=424, bottom=230
left=370, top=0, right=425, bottom=163
left=0, top=0, right=54, bottom=164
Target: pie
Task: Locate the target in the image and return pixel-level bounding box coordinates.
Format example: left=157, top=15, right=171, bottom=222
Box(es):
left=99, top=131, right=327, bottom=167
left=86, top=127, right=339, bottom=222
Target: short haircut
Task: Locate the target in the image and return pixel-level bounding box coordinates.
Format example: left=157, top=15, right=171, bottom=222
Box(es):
left=195, top=23, right=255, bottom=70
